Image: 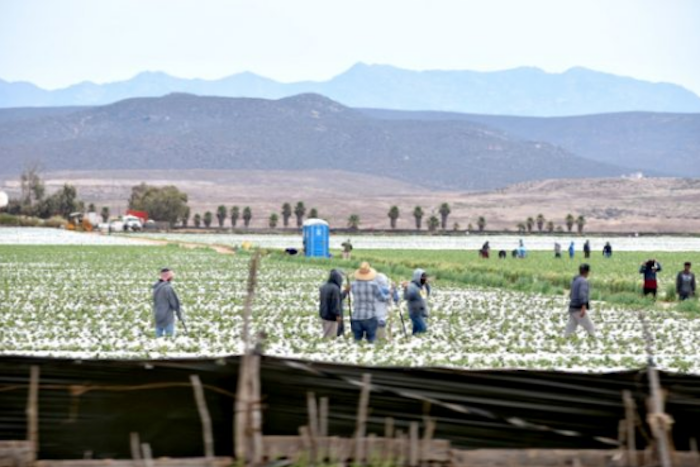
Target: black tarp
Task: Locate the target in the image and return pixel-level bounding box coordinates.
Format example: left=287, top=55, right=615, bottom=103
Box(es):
left=1, top=355, right=700, bottom=459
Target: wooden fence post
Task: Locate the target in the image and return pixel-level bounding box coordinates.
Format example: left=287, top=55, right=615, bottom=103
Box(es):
left=354, top=373, right=371, bottom=464
left=190, top=375, right=215, bottom=461
left=26, top=365, right=40, bottom=464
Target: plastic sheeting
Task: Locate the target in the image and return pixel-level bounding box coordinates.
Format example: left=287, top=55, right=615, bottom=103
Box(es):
left=1, top=355, right=700, bottom=460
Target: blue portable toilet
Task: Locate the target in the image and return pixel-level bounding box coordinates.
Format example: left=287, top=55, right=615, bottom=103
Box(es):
left=303, top=219, right=330, bottom=258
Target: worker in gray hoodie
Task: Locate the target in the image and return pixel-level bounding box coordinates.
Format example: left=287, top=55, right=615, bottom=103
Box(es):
left=565, top=263, right=596, bottom=338
left=403, top=269, right=430, bottom=335
left=153, top=268, right=184, bottom=337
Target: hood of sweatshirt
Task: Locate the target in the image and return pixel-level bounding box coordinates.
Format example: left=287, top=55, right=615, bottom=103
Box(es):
left=412, top=268, right=426, bottom=285
left=376, top=273, right=389, bottom=288
left=328, top=269, right=344, bottom=288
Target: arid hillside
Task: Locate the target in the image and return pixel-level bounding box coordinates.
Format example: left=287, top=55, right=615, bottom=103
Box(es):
left=2, top=170, right=699, bottom=233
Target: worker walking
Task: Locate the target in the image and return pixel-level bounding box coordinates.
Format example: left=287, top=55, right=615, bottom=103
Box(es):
left=153, top=268, right=184, bottom=337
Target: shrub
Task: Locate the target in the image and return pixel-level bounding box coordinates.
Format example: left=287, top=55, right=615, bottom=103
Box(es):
left=44, top=216, right=67, bottom=228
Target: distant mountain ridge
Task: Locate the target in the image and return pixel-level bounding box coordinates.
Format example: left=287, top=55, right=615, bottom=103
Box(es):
left=2, top=63, right=700, bottom=116
left=0, top=93, right=640, bottom=191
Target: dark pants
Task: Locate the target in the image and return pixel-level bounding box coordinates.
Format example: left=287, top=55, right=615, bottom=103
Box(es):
left=643, top=287, right=657, bottom=298
left=410, top=314, right=427, bottom=335
left=680, top=293, right=691, bottom=301
left=351, top=318, right=378, bottom=343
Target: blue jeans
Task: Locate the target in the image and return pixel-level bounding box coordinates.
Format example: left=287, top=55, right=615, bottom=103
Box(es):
left=410, top=314, right=427, bottom=335
left=155, top=322, right=175, bottom=337
left=351, top=318, right=378, bottom=343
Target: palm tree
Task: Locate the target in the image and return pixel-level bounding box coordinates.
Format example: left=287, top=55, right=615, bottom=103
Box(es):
left=181, top=206, right=190, bottom=227
left=194, top=213, right=202, bottom=228
left=452, top=222, right=460, bottom=231
left=517, top=222, right=526, bottom=234
left=388, top=206, right=400, bottom=229
left=347, top=214, right=360, bottom=230
left=576, top=215, right=586, bottom=234
left=526, top=217, right=534, bottom=233
left=243, top=207, right=252, bottom=227
left=216, top=205, right=227, bottom=228
left=438, top=203, right=451, bottom=230
left=294, top=201, right=306, bottom=227
left=230, top=206, right=240, bottom=228
left=565, top=214, right=575, bottom=233
left=536, top=214, right=545, bottom=232
left=269, top=213, right=279, bottom=229
left=477, top=216, right=486, bottom=232
left=100, top=206, right=110, bottom=223
left=281, top=203, right=292, bottom=227
left=309, top=208, right=319, bottom=219
left=546, top=221, right=555, bottom=233
left=203, top=211, right=213, bottom=228
left=413, top=206, right=424, bottom=230
left=427, top=215, right=440, bottom=232
left=88, top=203, right=96, bottom=213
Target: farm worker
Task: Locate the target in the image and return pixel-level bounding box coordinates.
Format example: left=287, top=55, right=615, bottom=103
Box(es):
left=480, top=241, right=490, bottom=259
left=676, top=262, right=696, bottom=301
left=639, top=259, right=662, bottom=299
left=403, top=269, right=430, bottom=335
left=374, top=273, right=400, bottom=340
left=341, top=239, right=353, bottom=260
left=554, top=242, right=562, bottom=258
left=318, top=269, right=349, bottom=339
left=568, top=242, right=575, bottom=259
left=516, top=239, right=527, bottom=259
left=565, top=263, right=596, bottom=338
left=152, top=268, right=183, bottom=337
left=602, top=242, right=613, bottom=258
left=583, top=240, right=591, bottom=259
left=350, top=262, right=388, bottom=343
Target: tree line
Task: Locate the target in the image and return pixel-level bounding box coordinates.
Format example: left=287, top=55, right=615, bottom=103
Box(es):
left=1, top=171, right=588, bottom=234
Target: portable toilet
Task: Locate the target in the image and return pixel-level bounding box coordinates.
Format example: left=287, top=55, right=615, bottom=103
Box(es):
left=303, top=219, right=330, bottom=258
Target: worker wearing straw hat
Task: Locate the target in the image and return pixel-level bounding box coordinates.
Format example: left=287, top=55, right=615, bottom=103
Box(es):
left=350, top=262, right=388, bottom=343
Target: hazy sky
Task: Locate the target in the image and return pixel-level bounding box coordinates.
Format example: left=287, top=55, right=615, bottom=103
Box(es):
left=1, top=0, right=699, bottom=94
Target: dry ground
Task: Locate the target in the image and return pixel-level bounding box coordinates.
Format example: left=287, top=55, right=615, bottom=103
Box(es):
left=2, top=170, right=699, bottom=233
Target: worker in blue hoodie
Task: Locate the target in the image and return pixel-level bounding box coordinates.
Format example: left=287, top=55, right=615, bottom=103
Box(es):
left=402, top=269, right=430, bottom=335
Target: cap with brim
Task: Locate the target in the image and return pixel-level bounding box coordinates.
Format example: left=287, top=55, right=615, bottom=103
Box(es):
left=161, top=268, right=171, bottom=273
left=354, top=262, right=377, bottom=281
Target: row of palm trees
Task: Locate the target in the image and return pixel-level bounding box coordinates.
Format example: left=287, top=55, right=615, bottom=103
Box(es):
left=183, top=202, right=319, bottom=229
left=515, top=214, right=587, bottom=234
left=182, top=202, right=586, bottom=233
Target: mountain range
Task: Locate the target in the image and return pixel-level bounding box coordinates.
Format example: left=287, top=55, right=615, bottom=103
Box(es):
left=3, top=64, right=700, bottom=116
left=0, top=93, right=649, bottom=191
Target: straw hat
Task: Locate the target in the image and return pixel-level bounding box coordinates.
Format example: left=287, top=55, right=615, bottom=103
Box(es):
left=354, top=261, right=377, bottom=281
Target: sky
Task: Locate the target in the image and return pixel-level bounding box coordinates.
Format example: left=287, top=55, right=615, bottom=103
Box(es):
left=1, top=0, right=699, bottom=94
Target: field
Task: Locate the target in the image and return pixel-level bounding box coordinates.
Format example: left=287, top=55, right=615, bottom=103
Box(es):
left=2, top=229, right=700, bottom=373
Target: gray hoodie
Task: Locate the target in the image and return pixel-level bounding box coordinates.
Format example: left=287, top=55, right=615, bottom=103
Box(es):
left=404, top=269, right=429, bottom=318
left=569, top=275, right=590, bottom=312
left=153, top=280, right=183, bottom=328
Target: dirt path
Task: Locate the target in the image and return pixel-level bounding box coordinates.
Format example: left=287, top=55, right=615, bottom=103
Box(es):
left=130, top=236, right=237, bottom=255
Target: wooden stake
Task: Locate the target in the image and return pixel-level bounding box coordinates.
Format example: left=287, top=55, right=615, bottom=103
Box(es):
left=383, top=417, right=395, bottom=464
left=689, top=437, right=699, bottom=466
left=409, top=421, right=419, bottom=467
left=306, top=392, right=319, bottom=464
left=26, top=365, right=40, bottom=463
left=140, top=443, right=154, bottom=467
left=319, top=397, right=329, bottom=462
left=623, top=390, right=638, bottom=467
left=190, top=375, right=215, bottom=460
left=129, top=432, right=142, bottom=462
left=354, top=373, right=371, bottom=464
left=421, top=418, right=436, bottom=465
left=647, top=365, right=672, bottom=467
